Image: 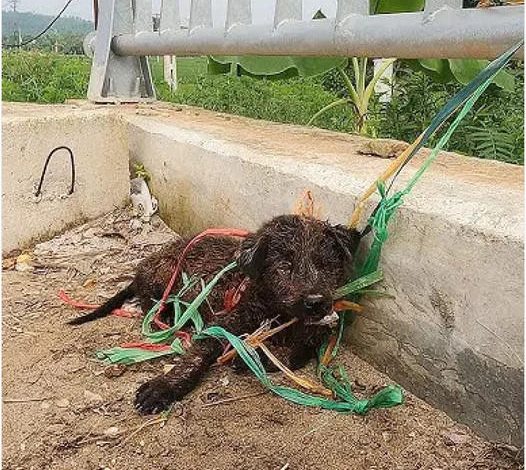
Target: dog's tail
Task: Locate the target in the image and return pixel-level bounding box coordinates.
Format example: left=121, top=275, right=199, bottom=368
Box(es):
left=68, top=282, right=136, bottom=325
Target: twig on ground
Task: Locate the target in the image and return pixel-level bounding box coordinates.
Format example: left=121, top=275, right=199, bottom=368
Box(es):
left=3, top=396, right=54, bottom=403
left=259, top=343, right=333, bottom=397
left=117, top=407, right=173, bottom=447
left=217, top=318, right=298, bottom=365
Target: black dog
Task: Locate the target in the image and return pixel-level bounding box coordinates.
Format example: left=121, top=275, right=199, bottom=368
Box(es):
left=69, top=215, right=360, bottom=414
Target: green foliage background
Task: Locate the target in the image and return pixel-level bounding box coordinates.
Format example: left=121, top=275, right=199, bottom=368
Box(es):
left=2, top=51, right=90, bottom=103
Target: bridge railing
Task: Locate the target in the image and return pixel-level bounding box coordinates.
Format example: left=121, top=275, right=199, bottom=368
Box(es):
left=86, top=0, right=524, bottom=103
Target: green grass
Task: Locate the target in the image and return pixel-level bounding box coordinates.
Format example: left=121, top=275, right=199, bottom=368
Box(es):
left=2, top=51, right=90, bottom=103
left=149, top=56, right=208, bottom=84
left=156, top=74, right=357, bottom=133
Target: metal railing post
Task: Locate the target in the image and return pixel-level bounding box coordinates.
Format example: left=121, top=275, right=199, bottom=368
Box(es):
left=87, top=0, right=155, bottom=103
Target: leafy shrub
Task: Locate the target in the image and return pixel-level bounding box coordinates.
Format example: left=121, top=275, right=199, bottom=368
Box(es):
left=369, top=62, right=524, bottom=164
left=2, top=51, right=90, bottom=103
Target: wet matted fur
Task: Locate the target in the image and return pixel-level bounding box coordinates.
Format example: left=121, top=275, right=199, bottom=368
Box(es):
left=69, top=214, right=361, bottom=414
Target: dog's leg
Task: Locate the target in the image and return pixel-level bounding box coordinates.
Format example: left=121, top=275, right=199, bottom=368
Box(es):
left=135, top=309, right=262, bottom=414
left=135, top=339, right=220, bottom=414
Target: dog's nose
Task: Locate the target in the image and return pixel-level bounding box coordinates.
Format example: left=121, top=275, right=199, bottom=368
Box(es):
left=304, top=294, right=325, bottom=308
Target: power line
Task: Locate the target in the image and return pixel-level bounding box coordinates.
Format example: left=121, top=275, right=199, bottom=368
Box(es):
left=4, top=0, right=76, bottom=48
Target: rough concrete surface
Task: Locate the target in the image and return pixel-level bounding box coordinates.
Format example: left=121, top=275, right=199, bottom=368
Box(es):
left=2, top=103, right=130, bottom=253
left=2, top=101, right=523, bottom=447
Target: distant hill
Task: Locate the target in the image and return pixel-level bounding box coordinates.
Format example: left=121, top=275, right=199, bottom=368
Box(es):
left=2, top=11, right=93, bottom=37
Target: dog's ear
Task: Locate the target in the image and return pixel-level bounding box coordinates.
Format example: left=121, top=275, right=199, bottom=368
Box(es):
left=236, top=232, right=268, bottom=279
left=327, top=224, right=361, bottom=276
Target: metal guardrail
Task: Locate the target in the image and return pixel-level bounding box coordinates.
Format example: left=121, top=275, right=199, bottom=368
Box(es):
left=86, top=0, right=524, bottom=103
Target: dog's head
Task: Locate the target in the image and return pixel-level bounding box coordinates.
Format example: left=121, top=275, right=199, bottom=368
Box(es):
left=236, top=215, right=360, bottom=324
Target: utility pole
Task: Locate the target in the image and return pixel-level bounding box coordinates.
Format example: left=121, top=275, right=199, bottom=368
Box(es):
left=7, top=0, right=22, bottom=46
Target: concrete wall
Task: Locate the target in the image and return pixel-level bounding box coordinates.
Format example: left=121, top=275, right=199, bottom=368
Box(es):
left=2, top=103, right=523, bottom=445
left=2, top=104, right=130, bottom=253
left=125, top=106, right=524, bottom=445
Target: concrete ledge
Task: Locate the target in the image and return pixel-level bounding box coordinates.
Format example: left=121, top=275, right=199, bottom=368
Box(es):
left=2, top=104, right=130, bottom=253
left=125, top=105, right=523, bottom=445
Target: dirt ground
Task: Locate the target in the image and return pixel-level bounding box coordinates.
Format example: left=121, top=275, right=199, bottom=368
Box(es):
left=2, top=208, right=522, bottom=470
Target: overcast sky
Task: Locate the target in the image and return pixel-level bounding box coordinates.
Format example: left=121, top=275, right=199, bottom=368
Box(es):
left=9, top=0, right=336, bottom=23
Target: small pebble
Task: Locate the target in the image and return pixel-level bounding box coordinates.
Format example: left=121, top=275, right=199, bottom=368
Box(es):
left=444, top=431, right=468, bottom=446
left=47, top=424, right=65, bottom=433
left=104, top=364, right=126, bottom=378
left=55, top=398, right=70, bottom=408
left=104, top=426, right=120, bottom=438
left=84, top=390, right=103, bottom=403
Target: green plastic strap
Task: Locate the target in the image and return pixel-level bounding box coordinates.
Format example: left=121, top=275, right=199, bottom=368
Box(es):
left=96, top=263, right=237, bottom=364
left=199, top=325, right=403, bottom=414
left=323, top=42, right=522, bottom=402
left=95, top=338, right=184, bottom=365
left=141, top=261, right=237, bottom=343
left=333, top=269, right=383, bottom=299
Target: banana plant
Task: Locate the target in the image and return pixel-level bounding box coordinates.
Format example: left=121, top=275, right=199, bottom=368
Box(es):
left=308, top=58, right=396, bottom=136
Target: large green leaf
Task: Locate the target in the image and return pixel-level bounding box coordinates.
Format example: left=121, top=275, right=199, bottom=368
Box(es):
left=449, top=59, right=515, bottom=91
left=372, top=0, right=424, bottom=13
left=406, top=58, right=455, bottom=83
left=208, top=55, right=347, bottom=79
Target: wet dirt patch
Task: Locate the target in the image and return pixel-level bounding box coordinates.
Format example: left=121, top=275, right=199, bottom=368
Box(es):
left=2, top=208, right=522, bottom=470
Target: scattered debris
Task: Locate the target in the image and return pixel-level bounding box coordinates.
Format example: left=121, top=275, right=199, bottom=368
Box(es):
left=15, top=253, right=34, bottom=272
left=84, top=390, right=104, bottom=404
left=130, top=177, right=158, bottom=222
left=357, top=138, right=410, bottom=159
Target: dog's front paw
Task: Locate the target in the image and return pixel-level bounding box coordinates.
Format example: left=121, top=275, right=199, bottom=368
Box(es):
left=135, top=377, right=176, bottom=415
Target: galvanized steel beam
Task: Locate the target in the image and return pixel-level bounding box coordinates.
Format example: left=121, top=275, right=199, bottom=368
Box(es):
left=111, top=5, right=523, bottom=60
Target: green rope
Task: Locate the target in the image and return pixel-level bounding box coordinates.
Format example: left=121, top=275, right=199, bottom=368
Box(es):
left=197, top=325, right=404, bottom=413
left=95, top=338, right=184, bottom=365
left=96, top=262, right=237, bottom=364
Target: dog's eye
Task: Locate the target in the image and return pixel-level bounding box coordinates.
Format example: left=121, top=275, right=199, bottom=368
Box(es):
left=276, top=261, right=292, bottom=275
